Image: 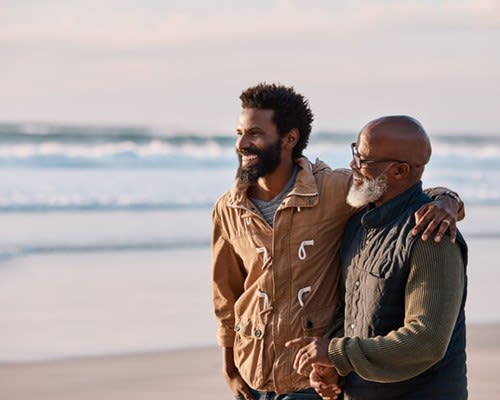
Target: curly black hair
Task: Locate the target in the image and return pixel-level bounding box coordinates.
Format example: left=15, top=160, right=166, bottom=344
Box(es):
left=239, top=83, right=314, bottom=160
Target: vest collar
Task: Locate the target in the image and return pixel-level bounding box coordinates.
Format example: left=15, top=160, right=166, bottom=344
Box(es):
left=361, top=181, right=424, bottom=228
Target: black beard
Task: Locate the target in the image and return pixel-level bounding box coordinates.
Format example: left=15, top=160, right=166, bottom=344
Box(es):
left=236, top=139, right=282, bottom=184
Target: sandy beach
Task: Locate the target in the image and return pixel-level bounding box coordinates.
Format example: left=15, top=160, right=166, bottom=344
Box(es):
left=0, top=324, right=497, bottom=400
left=0, top=207, right=498, bottom=399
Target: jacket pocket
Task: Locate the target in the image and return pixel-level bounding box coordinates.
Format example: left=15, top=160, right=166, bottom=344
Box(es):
left=300, top=304, right=334, bottom=337
left=233, top=318, right=270, bottom=389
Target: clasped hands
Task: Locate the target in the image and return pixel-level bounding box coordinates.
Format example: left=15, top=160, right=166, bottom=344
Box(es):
left=285, top=336, right=342, bottom=400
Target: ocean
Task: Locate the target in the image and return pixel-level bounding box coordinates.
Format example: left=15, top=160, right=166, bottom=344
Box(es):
left=0, top=123, right=498, bottom=214
left=0, top=122, right=499, bottom=361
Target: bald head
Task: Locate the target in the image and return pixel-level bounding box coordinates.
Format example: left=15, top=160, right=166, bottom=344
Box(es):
left=349, top=116, right=432, bottom=208
left=360, top=115, right=431, bottom=169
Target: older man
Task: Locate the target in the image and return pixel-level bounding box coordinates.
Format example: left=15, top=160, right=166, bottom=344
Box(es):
left=287, top=116, right=468, bottom=400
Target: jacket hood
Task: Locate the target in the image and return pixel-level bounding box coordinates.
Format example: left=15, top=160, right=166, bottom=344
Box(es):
left=311, top=157, right=330, bottom=174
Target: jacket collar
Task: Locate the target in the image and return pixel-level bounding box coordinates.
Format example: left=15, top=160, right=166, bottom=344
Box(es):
left=227, top=157, right=320, bottom=210
left=361, top=181, right=424, bottom=229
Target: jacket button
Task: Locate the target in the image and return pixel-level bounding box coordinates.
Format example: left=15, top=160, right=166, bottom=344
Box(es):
left=254, top=329, right=262, bottom=338
left=350, top=323, right=355, bottom=330
left=355, top=280, right=360, bottom=287
left=305, top=319, right=313, bottom=329
left=235, top=324, right=240, bottom=332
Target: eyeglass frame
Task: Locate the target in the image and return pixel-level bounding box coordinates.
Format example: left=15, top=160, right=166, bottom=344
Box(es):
left=350, top=142, right=406, bottom=169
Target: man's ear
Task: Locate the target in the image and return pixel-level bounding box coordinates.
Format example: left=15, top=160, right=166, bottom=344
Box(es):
left=392, top=162, right=411, bottom=180
left=284, top=128, right=300, bottom=150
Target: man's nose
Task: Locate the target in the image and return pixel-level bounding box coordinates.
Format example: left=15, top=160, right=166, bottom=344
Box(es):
left=236, top=132, right=251, bottom=151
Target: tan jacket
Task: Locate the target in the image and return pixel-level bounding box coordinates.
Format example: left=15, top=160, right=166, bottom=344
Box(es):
left=211, top=157, right=355, bottom=393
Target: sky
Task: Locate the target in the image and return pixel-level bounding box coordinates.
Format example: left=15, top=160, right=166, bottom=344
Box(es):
left=2, top=0, right=500, bottom=134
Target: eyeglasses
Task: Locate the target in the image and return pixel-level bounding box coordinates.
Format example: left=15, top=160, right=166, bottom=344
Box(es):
left=351, top=142, right=406, bottom=169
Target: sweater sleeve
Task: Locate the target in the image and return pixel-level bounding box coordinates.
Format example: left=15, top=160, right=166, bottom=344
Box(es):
left=211, top=208, right=246, bottom=348
left=327, top=237, right=465, bottom=382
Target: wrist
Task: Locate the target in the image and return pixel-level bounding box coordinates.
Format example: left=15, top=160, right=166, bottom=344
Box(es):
left=222, top=347, right=237, bottom=374
left=436, top=190, right=460, bottom=204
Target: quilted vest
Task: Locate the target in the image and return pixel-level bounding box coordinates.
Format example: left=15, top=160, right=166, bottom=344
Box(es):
left=340, top=182, right=468, bottom=400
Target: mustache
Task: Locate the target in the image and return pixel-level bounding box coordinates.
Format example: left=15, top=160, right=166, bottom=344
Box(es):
left=237, top=147, right=261, bottom=157
left=352, top=171, right=364, bottom=180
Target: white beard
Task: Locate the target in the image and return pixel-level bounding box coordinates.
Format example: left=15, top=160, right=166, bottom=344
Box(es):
left=347, top=173, right=388, bottom=208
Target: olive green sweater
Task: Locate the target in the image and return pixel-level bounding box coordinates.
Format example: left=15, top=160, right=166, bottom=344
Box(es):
left=328, top=237, right=465, bottom=382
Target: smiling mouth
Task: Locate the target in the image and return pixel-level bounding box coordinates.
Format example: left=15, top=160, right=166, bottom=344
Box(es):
left=241, top=154, right=258, bottom=166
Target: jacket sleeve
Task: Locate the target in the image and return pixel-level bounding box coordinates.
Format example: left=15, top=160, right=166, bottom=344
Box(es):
left=211, top=207, right=246, bottom=348
left=327, top=237, right=465, bottom=382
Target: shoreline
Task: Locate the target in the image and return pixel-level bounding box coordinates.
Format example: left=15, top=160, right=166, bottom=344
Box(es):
left=0, top=323, right=498, bottom=399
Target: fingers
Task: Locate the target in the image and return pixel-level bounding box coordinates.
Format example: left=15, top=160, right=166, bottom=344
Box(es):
left=288, top=336, right=330, bottom=376
left=422, top=214, right=456, bottom=243
left=316, top=385, right=341, bottom=400
left=414, top=194, right=460, bottom=242
left=310, top=364, right=342, bottom=400
left=294, top=346, right=312, bottom=374
left=310, top=363, right=339, bottom=386
left=413, top=204, right=456, bottom=242
left=237, top=386, right=255, bottom=400
left=310, top=368, right=336, bottom=390
left=288, top=337, right=314, bottom=374
left=414, top=205, right=441, bottom=241
left=414, top=203, right=427, bottom=220
left=310, top=369, right=321, bottom=385
left=433, top=218, right=451, bottom=243
left=293, top=346, right=313, bottom=375
left=297, top=353, right=313, bottom=376
left=421, top=217, right=442, bottom=242
left=448, top=220, right=457, bottom=243
left=434, top=217, right=457, bottom=243
left=285, top=336, right=312, bottom=348
left=226, top=370, right=255, bottom=400
left=412, top=204, right=431, bottom=237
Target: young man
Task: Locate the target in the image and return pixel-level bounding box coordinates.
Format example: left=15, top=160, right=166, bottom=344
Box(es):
left=287, top=116, right=467, bottom=400
left=212, top=84, right=462, bottom=399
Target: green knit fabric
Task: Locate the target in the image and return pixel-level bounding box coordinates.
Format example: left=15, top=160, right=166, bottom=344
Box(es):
left=328, top=237, right=465, bottom=383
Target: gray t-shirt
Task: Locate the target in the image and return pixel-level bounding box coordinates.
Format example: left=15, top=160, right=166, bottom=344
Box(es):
left=250, top=166, right=298, bottom=227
